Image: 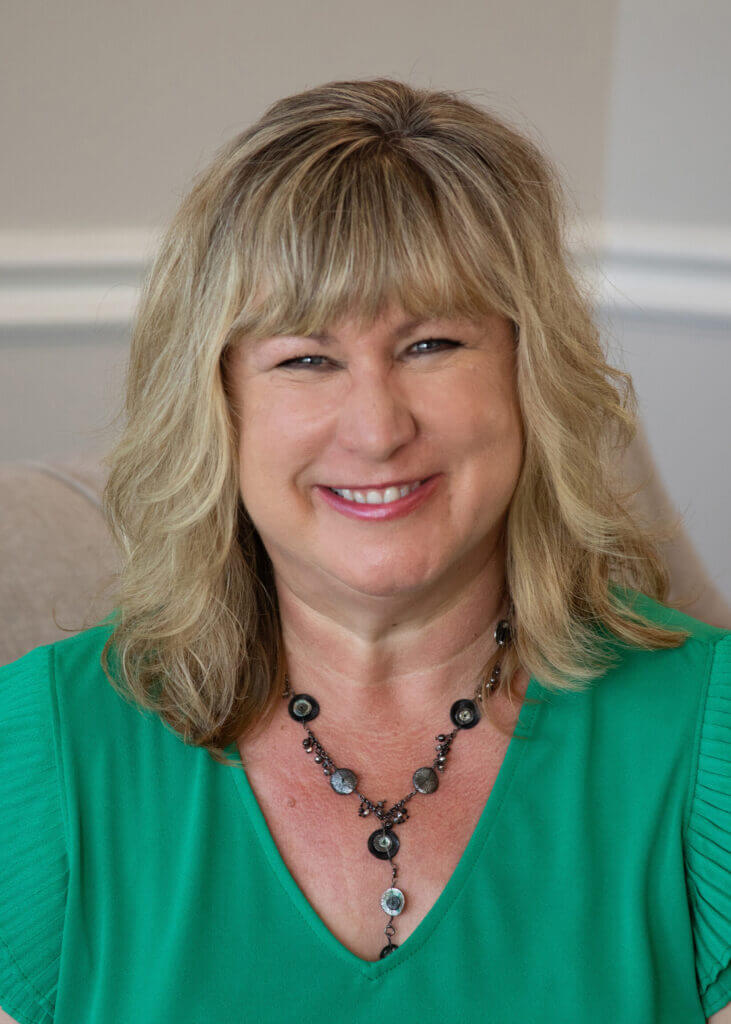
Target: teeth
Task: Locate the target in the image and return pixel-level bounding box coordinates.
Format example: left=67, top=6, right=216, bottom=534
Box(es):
left=330, top=481, right=423, bottom=504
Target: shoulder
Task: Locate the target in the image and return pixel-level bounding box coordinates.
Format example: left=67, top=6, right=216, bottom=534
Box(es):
left=596, top=586, right=730, bottom=706
left=1, top=612, right=121, bottom=709
left=18, top=614, right=163, bottom=753
left=0, top=615, right=163, bottom=1023
left=1, top=614, right=135, bottom=756
left=611, top=584, right=729, bottom=644
left=571, top=588, right=730, bottom=733
left=636, top=591, right=731, bottom=1017
left=587, top=589, right=731, bottom=1018
left=0, top=637, right=79, bottom=1023
left=540, top=588, right=730, bottom=803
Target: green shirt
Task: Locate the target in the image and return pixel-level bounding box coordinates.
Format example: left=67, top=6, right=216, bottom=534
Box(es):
left=1, top=589, right=730, bottom=1023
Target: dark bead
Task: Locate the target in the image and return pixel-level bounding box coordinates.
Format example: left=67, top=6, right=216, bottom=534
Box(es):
left=288, top=693, right=320, bottom=722
left=450, top=698, right=480, bottom=730
left=368, top=828, right=400, bottom=860
left=379, top=943, right=399, bottom=958
left=494, top=619, right=511, bottom=646
left=437, top=733, right=446, bottom=742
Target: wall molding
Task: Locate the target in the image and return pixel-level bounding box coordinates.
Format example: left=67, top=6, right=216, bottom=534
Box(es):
left=583, top=220, right=731, bottom=324
left=1, top=220, right=730, bottom=331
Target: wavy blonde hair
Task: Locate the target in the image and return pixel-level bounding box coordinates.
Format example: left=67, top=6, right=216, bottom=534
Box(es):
left=91, top=77, right=690, bottom=766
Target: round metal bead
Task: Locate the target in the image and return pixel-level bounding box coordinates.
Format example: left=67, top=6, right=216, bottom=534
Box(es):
left=379, top=943, right=399, bottom=958
left=450, top=698, right=480, bottom=729
left=288, top=693, right=320, bottom=723
left=330, top=768, right=358, bottom=794
left=413, top=766, right=439, bottom=794
left=380, top=887, right=405, bottom=916
left=367, top=828, right=400, bottom=860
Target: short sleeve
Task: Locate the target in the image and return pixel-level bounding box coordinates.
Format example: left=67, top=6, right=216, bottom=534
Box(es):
left=685, top=632, right=731, bottom=1019
left=0, top=644, right=68, bottom=1024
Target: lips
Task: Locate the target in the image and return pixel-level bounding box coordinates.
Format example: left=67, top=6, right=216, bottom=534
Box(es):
left=315, top=474, right=441, bottom=521
left=324, top=475, right=432, bottom=490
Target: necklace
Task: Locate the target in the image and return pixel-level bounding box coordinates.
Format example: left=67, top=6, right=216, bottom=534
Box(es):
left=282, top=601, right=515, bottom=959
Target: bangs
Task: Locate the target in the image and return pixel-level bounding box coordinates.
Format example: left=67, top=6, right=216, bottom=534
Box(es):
left=224, top=139, right=519, bottom=345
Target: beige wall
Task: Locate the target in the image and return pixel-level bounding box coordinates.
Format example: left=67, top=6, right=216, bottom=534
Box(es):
left=1, top=0, right=729, bottom=600
left=1, top=0, right=616, bottom=228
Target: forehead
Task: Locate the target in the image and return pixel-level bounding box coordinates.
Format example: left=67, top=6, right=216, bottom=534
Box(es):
left=302, top=313, right=486, bottom=345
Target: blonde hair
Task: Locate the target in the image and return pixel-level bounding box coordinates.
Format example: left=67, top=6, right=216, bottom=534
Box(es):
left=90, top=77, right=689, bottom=765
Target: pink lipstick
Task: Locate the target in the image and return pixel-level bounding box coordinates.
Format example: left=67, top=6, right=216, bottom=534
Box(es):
left=314, top=475, right=441, bottom=521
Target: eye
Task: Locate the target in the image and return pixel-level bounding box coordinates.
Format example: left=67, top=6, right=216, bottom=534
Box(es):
left=408, top=337, right=462, bottom=355
left=275, top=337, right=462, bottom=370
left=276, top=355, right=331, bottom=369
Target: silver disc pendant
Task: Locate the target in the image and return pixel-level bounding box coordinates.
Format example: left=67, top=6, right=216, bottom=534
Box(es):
left=380, top=887, right=405, bottom=916
left=413, top=766, right=439, bottom=794
left=330, top=767, right=358, bottom=794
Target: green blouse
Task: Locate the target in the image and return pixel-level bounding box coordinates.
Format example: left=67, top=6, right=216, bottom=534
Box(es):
left=1, top=589, right=730, bottom=1023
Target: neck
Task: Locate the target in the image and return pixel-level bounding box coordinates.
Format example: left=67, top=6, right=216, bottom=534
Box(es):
left=273, top=549, right=511, bottom=744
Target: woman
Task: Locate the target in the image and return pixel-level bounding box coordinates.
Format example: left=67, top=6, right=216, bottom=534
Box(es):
left=1, top=78, right=729, bottom=1024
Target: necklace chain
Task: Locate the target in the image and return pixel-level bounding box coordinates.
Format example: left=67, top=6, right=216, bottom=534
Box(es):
left=279, top=600, right=515, bottom=960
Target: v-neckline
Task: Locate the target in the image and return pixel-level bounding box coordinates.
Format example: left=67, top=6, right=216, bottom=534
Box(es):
left=224, top=673, right=546, bottom=980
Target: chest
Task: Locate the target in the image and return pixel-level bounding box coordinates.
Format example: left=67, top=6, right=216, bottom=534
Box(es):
left=238, top=722, right=514, bottom=962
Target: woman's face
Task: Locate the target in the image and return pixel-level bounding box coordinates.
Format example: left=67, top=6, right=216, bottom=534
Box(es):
left=226, top=303, right=524, bottom=605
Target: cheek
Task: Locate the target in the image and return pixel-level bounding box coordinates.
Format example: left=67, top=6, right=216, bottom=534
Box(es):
left=435, top=375, right=521, bottom=453
left=241, top=379, right=327, bottom=442
left=236, top=389, right=324, bottom=506
left=236, top=391, right=282, bottom=507
left=436, top=380, right=524, bottom=511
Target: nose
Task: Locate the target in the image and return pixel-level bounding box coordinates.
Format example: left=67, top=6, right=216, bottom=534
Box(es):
left=334, top=369, right=417, bottom=460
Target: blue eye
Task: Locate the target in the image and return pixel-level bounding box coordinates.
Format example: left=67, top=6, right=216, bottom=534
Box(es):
left=409, top=338, right=461, bottom=354
left=278, top=355, right=330, bottom=368
left=276, top=338, right=461, bottom=370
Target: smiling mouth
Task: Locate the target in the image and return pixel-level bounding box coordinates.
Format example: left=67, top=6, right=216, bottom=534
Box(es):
left=325, top=479, right=427, bottom=505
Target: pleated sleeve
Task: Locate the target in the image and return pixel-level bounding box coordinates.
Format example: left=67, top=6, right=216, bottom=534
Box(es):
left=0, top=643, right=68, bottom=1024
left=685, top=631, right=731, bottom=1018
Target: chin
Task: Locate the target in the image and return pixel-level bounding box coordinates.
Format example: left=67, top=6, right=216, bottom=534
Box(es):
left=332, top=561, right=439, bottom=599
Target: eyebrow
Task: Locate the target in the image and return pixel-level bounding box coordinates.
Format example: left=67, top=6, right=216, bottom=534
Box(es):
left=305, top=318, right=432, bottom=346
